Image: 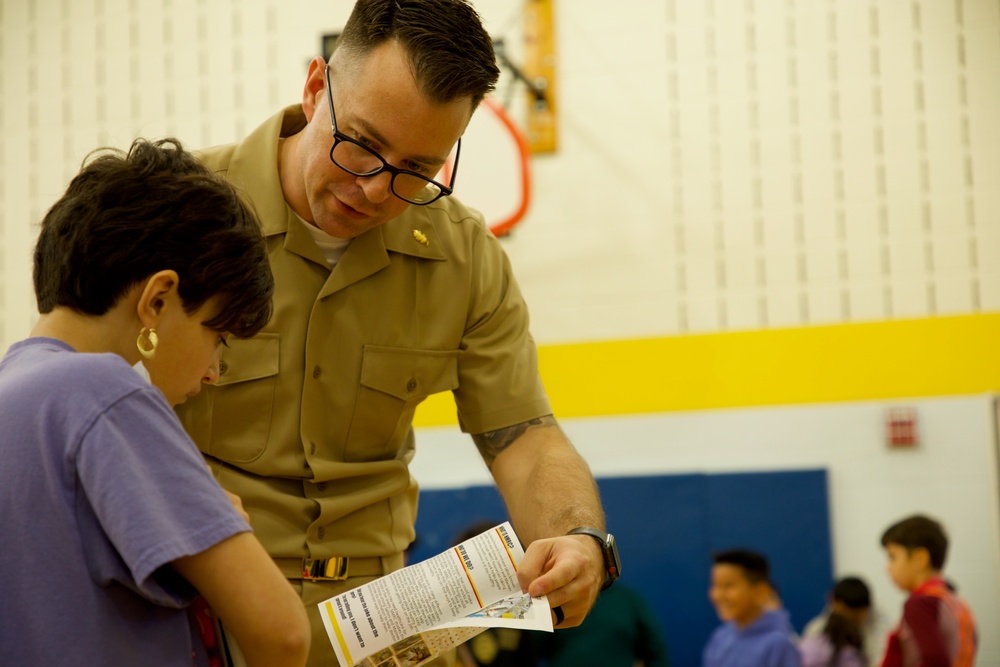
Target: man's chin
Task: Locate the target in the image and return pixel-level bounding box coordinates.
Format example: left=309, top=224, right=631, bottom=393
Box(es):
left=314, top=217, right=368, bottom=240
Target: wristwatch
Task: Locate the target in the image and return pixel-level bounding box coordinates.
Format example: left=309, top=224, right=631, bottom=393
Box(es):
left=567, top=527, right=621, bottom=590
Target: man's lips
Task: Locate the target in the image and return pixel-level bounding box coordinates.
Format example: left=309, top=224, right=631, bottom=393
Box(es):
left=333, top=194, right=372, bottom=220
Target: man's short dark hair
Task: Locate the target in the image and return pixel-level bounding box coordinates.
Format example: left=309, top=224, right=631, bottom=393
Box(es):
left=34, top=138, right=273, bottom=338
left=880, top=514, right=949, bottom=571
left=713, top=549, right=770, bottom=585
left=831, top=576, right=871, bottom=609
left=337, top=0, right=500, bottom=107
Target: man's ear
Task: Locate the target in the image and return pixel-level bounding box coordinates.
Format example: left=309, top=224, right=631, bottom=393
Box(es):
left=136, top=270, right=180, bottom=327
left=302, top=56, right=328, bottom=123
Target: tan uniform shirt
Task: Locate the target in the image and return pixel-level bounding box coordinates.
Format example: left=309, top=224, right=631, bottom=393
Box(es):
left=176, top=106, right=551, bottom=562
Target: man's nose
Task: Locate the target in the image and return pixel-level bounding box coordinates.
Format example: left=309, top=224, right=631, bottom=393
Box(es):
left=358, top=171, right=393, bottom=204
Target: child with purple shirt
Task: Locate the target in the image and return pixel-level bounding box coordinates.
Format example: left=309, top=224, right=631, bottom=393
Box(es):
left=799, top=611, right=866, bottom=667
left=703, top=549, right=800, bottom=667
left=0, top=139, right=309, bottom=666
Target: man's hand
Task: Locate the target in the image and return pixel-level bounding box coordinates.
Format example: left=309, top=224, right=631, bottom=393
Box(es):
left=474, top=416, right=607, bottom=628
left=518, top=533, right=604, bottom=628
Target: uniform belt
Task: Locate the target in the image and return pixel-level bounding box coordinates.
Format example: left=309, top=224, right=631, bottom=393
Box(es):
left=274, top=553, right=404, bottom=581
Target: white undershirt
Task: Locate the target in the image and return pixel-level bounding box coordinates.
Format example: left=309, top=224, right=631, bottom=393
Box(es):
left=296, top=213, right=352, bottom=268
left=131, top=360, right=151, bottom=383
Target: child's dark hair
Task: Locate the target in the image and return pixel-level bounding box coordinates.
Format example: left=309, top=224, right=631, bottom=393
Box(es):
left=33, top=138, right=273, bottom=338
left=832, top=576, right=871, bottom=609
left=713, top=549, right=770, bottom=584
left=880, top=514, right=948, bottom=570
left=823, top=611, right=864, bottom=665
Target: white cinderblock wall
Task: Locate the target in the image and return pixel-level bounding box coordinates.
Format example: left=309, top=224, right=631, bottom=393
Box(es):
left=2, top=1, right=999, bottom=660
left=3, top=1, right=999, bottom=346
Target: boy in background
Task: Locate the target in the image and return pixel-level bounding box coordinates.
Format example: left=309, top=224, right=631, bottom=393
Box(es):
left=879, top=515, right=977, bottom=667
left=703, top=550, right=800, bottom=667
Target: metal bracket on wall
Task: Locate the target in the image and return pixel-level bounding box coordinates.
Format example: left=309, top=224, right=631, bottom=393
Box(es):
left=522, top=0, right=557, bottom=153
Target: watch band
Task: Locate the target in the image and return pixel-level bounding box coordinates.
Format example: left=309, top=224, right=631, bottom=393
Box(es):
left=567, top=526, right=621, bottom=590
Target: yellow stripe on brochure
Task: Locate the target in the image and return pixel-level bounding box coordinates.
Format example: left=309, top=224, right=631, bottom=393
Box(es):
left=496, top=527, right=518, bottom=571
left=454, top=547, right=483, bottom=607
left=325, top=601, right=353, bottom=666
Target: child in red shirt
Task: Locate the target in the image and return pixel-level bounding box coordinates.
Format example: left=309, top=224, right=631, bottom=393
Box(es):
left=879, top=515, right=976, bottom=667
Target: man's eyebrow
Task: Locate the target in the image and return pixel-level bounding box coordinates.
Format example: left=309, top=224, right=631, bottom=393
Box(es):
left=356, top=117, right=449, bottom=167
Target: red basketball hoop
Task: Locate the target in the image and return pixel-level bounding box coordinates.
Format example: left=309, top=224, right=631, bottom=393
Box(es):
left=439, top=96, right=532, bottom=238
left=481, top=97, right=531, bottom=238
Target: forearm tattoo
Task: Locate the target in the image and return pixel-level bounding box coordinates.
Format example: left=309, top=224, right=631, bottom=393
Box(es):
left=472, top=414, right=556, bottom=467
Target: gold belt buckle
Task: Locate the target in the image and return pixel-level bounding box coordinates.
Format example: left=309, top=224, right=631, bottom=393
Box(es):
left=302, top=557, right=349, bottom=581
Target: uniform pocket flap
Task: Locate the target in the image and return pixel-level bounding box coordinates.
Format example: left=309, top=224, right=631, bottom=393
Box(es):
left=217, top=333, right=280, bottom=386
left=360, top=346, right=459, bottom=400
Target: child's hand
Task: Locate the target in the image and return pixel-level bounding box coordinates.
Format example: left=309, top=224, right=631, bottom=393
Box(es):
left=224, top=490, right=250, bottom=524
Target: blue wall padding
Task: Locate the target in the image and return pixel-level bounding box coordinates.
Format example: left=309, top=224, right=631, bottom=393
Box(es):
left=408, top=469, right=832, bottom=666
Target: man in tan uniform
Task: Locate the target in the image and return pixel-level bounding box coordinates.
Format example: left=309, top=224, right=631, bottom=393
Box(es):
left=177, top=2, right=614, bottom=664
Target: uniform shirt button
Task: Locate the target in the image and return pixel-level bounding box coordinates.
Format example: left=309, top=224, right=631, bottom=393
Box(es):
left=312, top=365, right=322, bottom=379
left=318, top=527, right=325, bottom=539
left=219, top=361, right=228, bottom=376
left=310, top=441, right=317, bottom=455
left=316, top=482, right=327, bottom=492
left=406, top=378, right=417, bottom=392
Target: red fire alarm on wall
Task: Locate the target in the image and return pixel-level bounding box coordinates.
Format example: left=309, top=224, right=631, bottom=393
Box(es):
left=885, top=407, right=919, bottom=448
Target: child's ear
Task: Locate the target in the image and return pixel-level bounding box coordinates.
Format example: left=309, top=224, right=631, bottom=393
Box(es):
left=912, top=546, right=932, bottom=570
left=751, top=581, right=771, bottom=604
left=137, top=270, right=181, bottom=324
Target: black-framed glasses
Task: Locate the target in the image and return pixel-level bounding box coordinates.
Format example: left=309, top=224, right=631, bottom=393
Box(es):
left=324, top=65, right=460, bottom=205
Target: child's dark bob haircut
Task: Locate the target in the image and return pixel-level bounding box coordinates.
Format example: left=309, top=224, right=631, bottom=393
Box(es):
left=33, top=138, right=273, bottom=338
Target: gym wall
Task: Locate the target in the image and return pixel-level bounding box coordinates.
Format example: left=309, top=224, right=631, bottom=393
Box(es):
left=2, top=0, right=998, bottom=660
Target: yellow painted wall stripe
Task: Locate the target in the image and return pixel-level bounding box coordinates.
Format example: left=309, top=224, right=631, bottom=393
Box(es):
left=414, top=313, right=1000, bottom=427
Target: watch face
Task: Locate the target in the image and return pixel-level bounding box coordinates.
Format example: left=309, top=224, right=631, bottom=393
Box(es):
left=568, top=527, right=620, bottom=589
left=605, top=533, right=621, bottom=582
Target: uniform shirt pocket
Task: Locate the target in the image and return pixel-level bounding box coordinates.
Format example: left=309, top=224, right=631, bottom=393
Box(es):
left=206, top=333, right=280, bottom=464
left=345, top=346, right=459, bottom=461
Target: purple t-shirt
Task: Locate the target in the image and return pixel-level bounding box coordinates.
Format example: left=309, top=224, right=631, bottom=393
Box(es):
left=703, top=610, right=801, bottom=667
left=0, top=338, right=250, bottom=666
left=799, top=635, right=865, bottom=667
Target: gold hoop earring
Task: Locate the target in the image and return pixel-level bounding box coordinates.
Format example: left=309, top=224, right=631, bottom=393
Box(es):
left=136, top=327, right=158, bottom=360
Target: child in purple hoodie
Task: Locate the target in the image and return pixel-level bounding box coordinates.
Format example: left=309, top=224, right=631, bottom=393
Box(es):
left=703, top=550, right=801, bottom=667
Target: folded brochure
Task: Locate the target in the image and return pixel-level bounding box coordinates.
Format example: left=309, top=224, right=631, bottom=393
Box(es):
left=318, top=521, right=552, bottom=666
